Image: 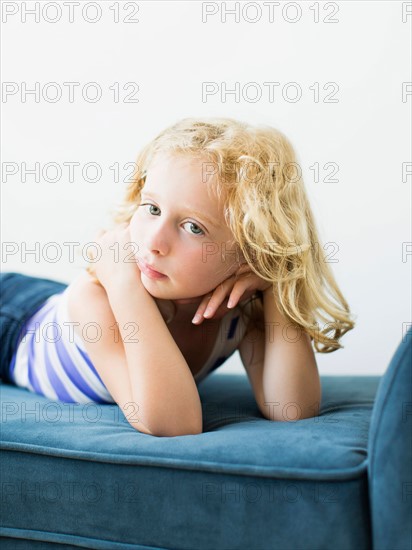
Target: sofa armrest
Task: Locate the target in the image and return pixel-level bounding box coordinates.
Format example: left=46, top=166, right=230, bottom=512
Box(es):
left=368, top=325, right=412, bottom=550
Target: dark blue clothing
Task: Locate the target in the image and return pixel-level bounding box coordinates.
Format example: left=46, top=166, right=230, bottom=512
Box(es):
left=0, top=272, right=68, bottom=384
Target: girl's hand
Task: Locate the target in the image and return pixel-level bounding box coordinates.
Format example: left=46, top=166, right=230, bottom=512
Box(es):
left=86, top=223, right=142, bottom=292
left=192, top=263, right=272, bottom=324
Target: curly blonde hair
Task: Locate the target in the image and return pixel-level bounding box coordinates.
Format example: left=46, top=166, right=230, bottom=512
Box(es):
left=87, top=117, right=356, bottom=353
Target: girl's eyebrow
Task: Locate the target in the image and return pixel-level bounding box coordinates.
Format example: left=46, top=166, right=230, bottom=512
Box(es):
left=141, top=191, right=219, bottom=228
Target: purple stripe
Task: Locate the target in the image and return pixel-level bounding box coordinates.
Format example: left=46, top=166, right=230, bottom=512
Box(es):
left=24, top=295, right=59, bottom=328
left=9, top=350, right=18, bottom=380
left=43, top=338, right=76, bottom=403
left=54, top=329, right=108, bottom=403
left=75, top=344, right=105, bottom=384
left=52, top=306, right=110, bottom=402
left=27, top=329, right=47, bottom=396
left=10, top=292, right=111, bottom=404
left=60, top=310, right=105, bottom=384
left=23, top=298, right=62, bottom=397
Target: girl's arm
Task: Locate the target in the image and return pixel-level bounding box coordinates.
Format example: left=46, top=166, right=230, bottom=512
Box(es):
left=260, top=287, right=322, bottom=421
left=105, top=279, right=203, bottom=436
left=68, top=277, right=154, bottom=435
left=194, top=265, right=321, bottom=421
left=88, top=223, right=202, bottom=437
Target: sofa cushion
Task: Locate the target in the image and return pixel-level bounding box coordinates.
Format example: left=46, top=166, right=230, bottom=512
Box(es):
left=368, top=327, right=412, bottom=550
left=1, top=374, right=380, bottom=550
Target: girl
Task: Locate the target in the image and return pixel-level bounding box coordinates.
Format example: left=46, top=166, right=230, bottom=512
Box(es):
left=0, top=117, right=355, bottom=437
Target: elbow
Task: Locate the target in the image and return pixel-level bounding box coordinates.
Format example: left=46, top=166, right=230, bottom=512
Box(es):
left=160, top=426, right=203, bottom=437
left=259, top=400, right=321, bottom=422
left=262, top=411, right=318, bottom=422
left=130, top=418, right=203, bottom=437
left=147, top=425, right=203, bottom=438
left=152, top=419, right=203, bottom=437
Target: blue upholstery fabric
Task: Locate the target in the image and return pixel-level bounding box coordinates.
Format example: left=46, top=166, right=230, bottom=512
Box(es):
left=1, top=373, right=380, bottom=550
left=368, top=327, right=412, bottom=550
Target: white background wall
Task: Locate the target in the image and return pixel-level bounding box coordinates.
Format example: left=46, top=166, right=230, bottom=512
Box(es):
left=1, top=1, right=411, bottom=376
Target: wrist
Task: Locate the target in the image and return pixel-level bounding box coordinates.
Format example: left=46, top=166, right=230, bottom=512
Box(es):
left=105, top=274, right=147, bottom=299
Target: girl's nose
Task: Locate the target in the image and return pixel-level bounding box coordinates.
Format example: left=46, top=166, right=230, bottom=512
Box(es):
left=146, top=227, right=170, bottom=256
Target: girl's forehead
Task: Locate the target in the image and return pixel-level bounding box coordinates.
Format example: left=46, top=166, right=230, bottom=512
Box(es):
left=145, top=154, right=222, bottom=196
left=148, top=152, right=208, bottom=172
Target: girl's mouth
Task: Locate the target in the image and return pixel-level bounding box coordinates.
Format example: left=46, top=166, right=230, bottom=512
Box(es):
left=138, top=260, right=167, bottom=280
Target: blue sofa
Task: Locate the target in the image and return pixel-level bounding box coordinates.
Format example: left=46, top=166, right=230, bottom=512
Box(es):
left=1, top=328, right=411, bottom=550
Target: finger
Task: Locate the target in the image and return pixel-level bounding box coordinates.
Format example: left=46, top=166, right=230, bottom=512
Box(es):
left=191, top=294, right=212, bottom=325
left=227, top=282, right=256, bottom=309
left=203, top=278, right=234, bottom=319
left=192, top=277, right=251, bottom=325
left=192, top=269, right=249, bottom=324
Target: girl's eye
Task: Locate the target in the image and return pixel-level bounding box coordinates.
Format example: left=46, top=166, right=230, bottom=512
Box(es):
left=183, top=222, right=204, bottom=236
left=146, top=204, right=160, bottom=216
left=140, top=203, right=205, bottom=236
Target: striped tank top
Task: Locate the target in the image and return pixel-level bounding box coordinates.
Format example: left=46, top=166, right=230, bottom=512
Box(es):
left=8, top=283, right=252, bottom=404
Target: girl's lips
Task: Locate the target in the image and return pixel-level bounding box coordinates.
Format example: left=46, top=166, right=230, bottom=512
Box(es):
left=139, top=260, right=167, bottom=280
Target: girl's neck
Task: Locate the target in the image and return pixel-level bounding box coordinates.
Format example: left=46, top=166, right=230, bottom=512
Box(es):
left=155, top=297, right=203, bottom=325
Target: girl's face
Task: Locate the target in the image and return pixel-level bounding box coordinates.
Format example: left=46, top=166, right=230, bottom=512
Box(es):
left=129, top=152, right=244, bottom=303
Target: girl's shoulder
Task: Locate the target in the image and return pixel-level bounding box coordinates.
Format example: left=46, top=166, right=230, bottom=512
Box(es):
left=66, top=270, right=106, bottom=320
left=65, top=270, right=113, bottom=344
left=70, top=269, right=104, bottom=294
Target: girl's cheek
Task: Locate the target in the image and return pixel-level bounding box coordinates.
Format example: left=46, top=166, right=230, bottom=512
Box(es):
left=130, top=209, right=139, bottom=226
left=128, top=217, right=141, bottom=254
left=129, top=212, right=140, bottom=237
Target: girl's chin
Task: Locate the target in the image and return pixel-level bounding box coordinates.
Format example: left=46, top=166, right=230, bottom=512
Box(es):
left=173, top=297, right=201, bottom=305
left=143, top=284, right=201, bottom=305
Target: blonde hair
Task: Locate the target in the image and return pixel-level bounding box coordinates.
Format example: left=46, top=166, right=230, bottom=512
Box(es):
left=87, top=117, right=356, bottom=353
